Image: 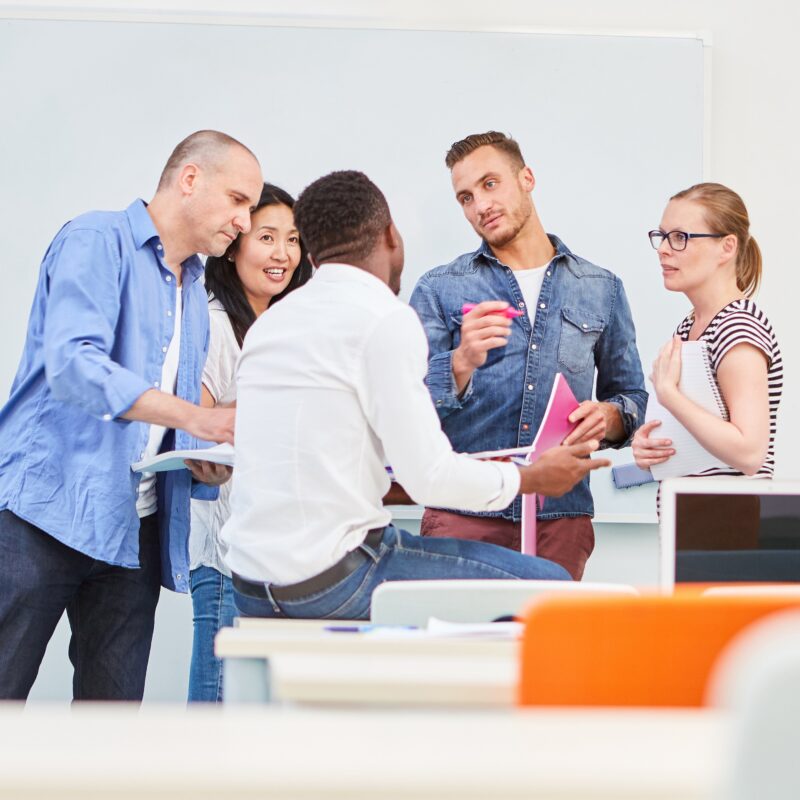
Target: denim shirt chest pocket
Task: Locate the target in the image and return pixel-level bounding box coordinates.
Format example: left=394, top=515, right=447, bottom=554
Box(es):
left=557, top=306, right=607, bottom=373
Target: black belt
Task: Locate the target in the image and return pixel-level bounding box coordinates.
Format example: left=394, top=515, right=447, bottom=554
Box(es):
left=232, top=527, right=385, bottom=602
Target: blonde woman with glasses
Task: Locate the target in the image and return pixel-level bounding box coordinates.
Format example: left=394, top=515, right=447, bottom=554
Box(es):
left=633, top=183, right=782, bottom=482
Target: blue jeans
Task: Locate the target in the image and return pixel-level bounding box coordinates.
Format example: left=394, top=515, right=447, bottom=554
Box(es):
left=0, top=509, right=161, bottom=701
left=233, top=525, right=570, bottom=620
left=188, top=566, right=236, bottom=702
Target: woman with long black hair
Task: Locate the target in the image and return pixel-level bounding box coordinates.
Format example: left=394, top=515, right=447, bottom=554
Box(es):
left=188, top=184, right=312, bottom=702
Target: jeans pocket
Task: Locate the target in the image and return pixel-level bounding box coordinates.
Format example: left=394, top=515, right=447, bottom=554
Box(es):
left=557, top=307, right=605, bottom=373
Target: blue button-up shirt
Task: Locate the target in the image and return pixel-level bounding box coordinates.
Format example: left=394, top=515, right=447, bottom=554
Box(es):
left=409, top=235, right=647, bottom=521
left=0, top=200, right=214, bottom=592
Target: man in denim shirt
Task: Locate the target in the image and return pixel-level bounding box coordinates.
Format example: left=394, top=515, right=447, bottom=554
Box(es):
left=0, top=131, right=263, bottom=700
left=410, top=132, right=646, bottom=579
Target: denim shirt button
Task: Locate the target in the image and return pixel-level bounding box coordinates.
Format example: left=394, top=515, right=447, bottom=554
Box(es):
left=165, top=275, right=172, bottom=282
left=539, top=302, right=546, bottom=309
left=546, top=271, right=551, bottom=277
left=531, top=344, right=537, bottom=350
left=518, top=301, right=525, bottom=308
left=582, top=323, right=589, bottom=329
left=522, top=423, right=530, bottom=431
left=527, top=384, right=534, bottom=390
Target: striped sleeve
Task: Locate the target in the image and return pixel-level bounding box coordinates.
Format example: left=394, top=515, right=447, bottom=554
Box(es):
left=707, top=303, right=774, bottom=372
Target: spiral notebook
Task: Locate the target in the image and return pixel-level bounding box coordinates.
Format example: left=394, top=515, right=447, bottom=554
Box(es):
left=645, top=340, right=728, bottom=481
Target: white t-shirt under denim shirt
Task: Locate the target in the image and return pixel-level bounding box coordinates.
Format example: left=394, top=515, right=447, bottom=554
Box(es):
left=513, top=260, right=552, bottom=328
left=188, top=298, right=239, bottom=576
left=222, top=263, right=521, bottom=586
left=136, top=286, right=182, bottom=518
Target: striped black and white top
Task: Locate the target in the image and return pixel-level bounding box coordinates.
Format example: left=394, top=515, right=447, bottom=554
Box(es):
left=675, top=299, right=782, bottom=478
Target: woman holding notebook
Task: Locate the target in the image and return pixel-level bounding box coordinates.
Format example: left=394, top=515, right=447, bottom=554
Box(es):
left=633, top=183, right=782, bottom=484
left=188, top=184, right=313, bottom=702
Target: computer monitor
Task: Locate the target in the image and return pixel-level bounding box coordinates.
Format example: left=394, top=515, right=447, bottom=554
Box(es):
left=659, top=478, right=800, bottom=592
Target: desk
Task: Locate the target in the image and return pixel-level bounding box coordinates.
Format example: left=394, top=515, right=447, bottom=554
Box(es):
left=216, top=621, right=517, bottom=705
left=0, top=705, right=726, bottom=799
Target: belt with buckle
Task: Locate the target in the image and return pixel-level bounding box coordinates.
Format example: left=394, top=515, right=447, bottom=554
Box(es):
left=232, top=527, right=385, bottom=602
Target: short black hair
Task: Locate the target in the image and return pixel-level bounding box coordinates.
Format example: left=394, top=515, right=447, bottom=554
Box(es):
left=204, top=183, right=313, bottom=347
left=293, top=170, right=391, bottom=265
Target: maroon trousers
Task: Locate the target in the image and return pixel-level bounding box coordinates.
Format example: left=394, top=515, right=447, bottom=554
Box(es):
left=420, top=509, right=594, bottom=581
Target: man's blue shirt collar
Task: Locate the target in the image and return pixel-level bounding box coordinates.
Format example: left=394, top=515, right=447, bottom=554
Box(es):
left=125, top=198, right=204, bottom=283
left=471, top=234, right=573, bottom=268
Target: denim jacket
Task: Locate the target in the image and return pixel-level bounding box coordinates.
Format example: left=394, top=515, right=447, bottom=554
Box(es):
left=409, top=235, right=647, bottom=521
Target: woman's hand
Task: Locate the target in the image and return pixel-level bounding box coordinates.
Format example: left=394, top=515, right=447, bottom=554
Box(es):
left=651, top=335, right=683, bottom=406
left=632, top=420, right=675, bottom=469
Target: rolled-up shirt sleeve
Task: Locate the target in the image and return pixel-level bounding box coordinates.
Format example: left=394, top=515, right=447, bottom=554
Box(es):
left=43, top=228, right=151, bottom=420
left=360, top=305, right=520, bottom=511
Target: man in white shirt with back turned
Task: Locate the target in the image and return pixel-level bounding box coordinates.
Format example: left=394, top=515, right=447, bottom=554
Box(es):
left=222, top=170, right=609, bottom=620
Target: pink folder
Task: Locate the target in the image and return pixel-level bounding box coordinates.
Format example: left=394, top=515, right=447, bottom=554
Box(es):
left=520, top=374, right=580, bottom=556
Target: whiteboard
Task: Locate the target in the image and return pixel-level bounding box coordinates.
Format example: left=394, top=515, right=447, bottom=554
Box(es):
left=0, top=18, right=705, bottom=520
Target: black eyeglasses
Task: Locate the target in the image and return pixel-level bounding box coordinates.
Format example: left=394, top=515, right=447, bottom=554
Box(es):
left=648, top=229, right=727, bottom=251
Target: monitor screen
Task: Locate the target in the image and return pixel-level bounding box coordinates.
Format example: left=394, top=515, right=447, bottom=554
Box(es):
left=673, top=492, right=800, bottom=583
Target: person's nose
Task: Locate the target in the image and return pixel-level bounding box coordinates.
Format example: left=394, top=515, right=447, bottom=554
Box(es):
left=234, top=212, right=251, bottom=235
left=271, top=240, right=289, bottom=262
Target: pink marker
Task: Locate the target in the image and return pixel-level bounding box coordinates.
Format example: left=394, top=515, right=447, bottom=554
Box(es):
left=462, top=302, right=524, bottom=319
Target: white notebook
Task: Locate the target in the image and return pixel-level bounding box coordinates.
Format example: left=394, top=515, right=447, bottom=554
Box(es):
left=131, top=442, right=234, bottom=474
left=645, top=340, right=729, bottom=480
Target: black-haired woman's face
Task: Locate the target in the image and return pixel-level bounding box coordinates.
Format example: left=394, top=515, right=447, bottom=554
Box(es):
left=234, top=204, right=301, bottom=311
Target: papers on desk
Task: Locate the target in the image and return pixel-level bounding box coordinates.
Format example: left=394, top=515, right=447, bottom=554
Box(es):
left=131, top=442, right=234, bottom=473
left=326, top=619, right=523, bottom=640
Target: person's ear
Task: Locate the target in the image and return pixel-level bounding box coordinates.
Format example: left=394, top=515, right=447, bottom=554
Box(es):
left=177, top=163, right=200, bottom=197
left=386, top=220, right=401, bottom=251
left=519, top=165, right=535, bottom=193
left=721, top=233, right=738, bottom=264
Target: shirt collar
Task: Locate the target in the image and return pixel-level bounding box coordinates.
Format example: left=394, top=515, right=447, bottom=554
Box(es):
left=125, top=199, right=159, bottom=249
left=125, top=198, right=204, bottom=283
left=471, top=233, right=574, bottom=267
left=313, top=262, right=397, bottom=298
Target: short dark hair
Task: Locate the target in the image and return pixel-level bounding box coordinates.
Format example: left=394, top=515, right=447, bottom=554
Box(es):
left=204, top=183, right=313, bottom=347
left=157, top=130, right=257, bottom=190
left=293, top=170, right=391, bottom=265
left=445, top=131, right=525, bottom=171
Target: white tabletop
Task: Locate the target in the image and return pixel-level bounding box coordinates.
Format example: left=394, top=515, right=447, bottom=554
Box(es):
left=0, top=705, right=726, bottom=799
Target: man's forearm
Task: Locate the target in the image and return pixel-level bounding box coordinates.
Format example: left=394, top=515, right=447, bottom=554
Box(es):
left=121, top=389, right=200, bottom=430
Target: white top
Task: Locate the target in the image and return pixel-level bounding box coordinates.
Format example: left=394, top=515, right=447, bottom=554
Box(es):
left=136, top=286, right=182, bottom=518
left=514, top=261, right=550, bottom=328
left=189, top=298, right=240, bottom=575
left=222, top=263, right=521, bottom=584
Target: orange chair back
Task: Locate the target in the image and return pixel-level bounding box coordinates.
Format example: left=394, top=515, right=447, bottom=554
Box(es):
left=518, top=592, right=800, bottom=707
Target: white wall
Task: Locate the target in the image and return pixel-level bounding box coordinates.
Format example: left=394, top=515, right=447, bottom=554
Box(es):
left=3, top=0, right=797, bottom=702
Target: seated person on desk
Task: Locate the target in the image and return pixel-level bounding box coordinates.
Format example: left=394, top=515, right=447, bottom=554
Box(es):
left=409, top=132, right=647, bottom=581
left=633, top=183, right=782, bottom=548
left=221, top=170, right=610, bottom=621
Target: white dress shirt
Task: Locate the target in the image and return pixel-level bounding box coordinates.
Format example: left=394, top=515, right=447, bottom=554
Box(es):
left=221, top=264, right=521, bottom=584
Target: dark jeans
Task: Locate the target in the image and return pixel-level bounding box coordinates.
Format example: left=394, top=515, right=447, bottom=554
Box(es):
left=0, top=510, right=161, bottom=701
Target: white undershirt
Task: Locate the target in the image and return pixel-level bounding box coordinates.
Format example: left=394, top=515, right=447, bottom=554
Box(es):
left=136, top=286, right=183, bottom=518
left=513, top=260, right=552, bottom=327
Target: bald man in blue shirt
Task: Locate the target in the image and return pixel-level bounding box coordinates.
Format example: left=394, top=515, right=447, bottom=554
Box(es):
left=0, top=130, right=263, bottom=701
